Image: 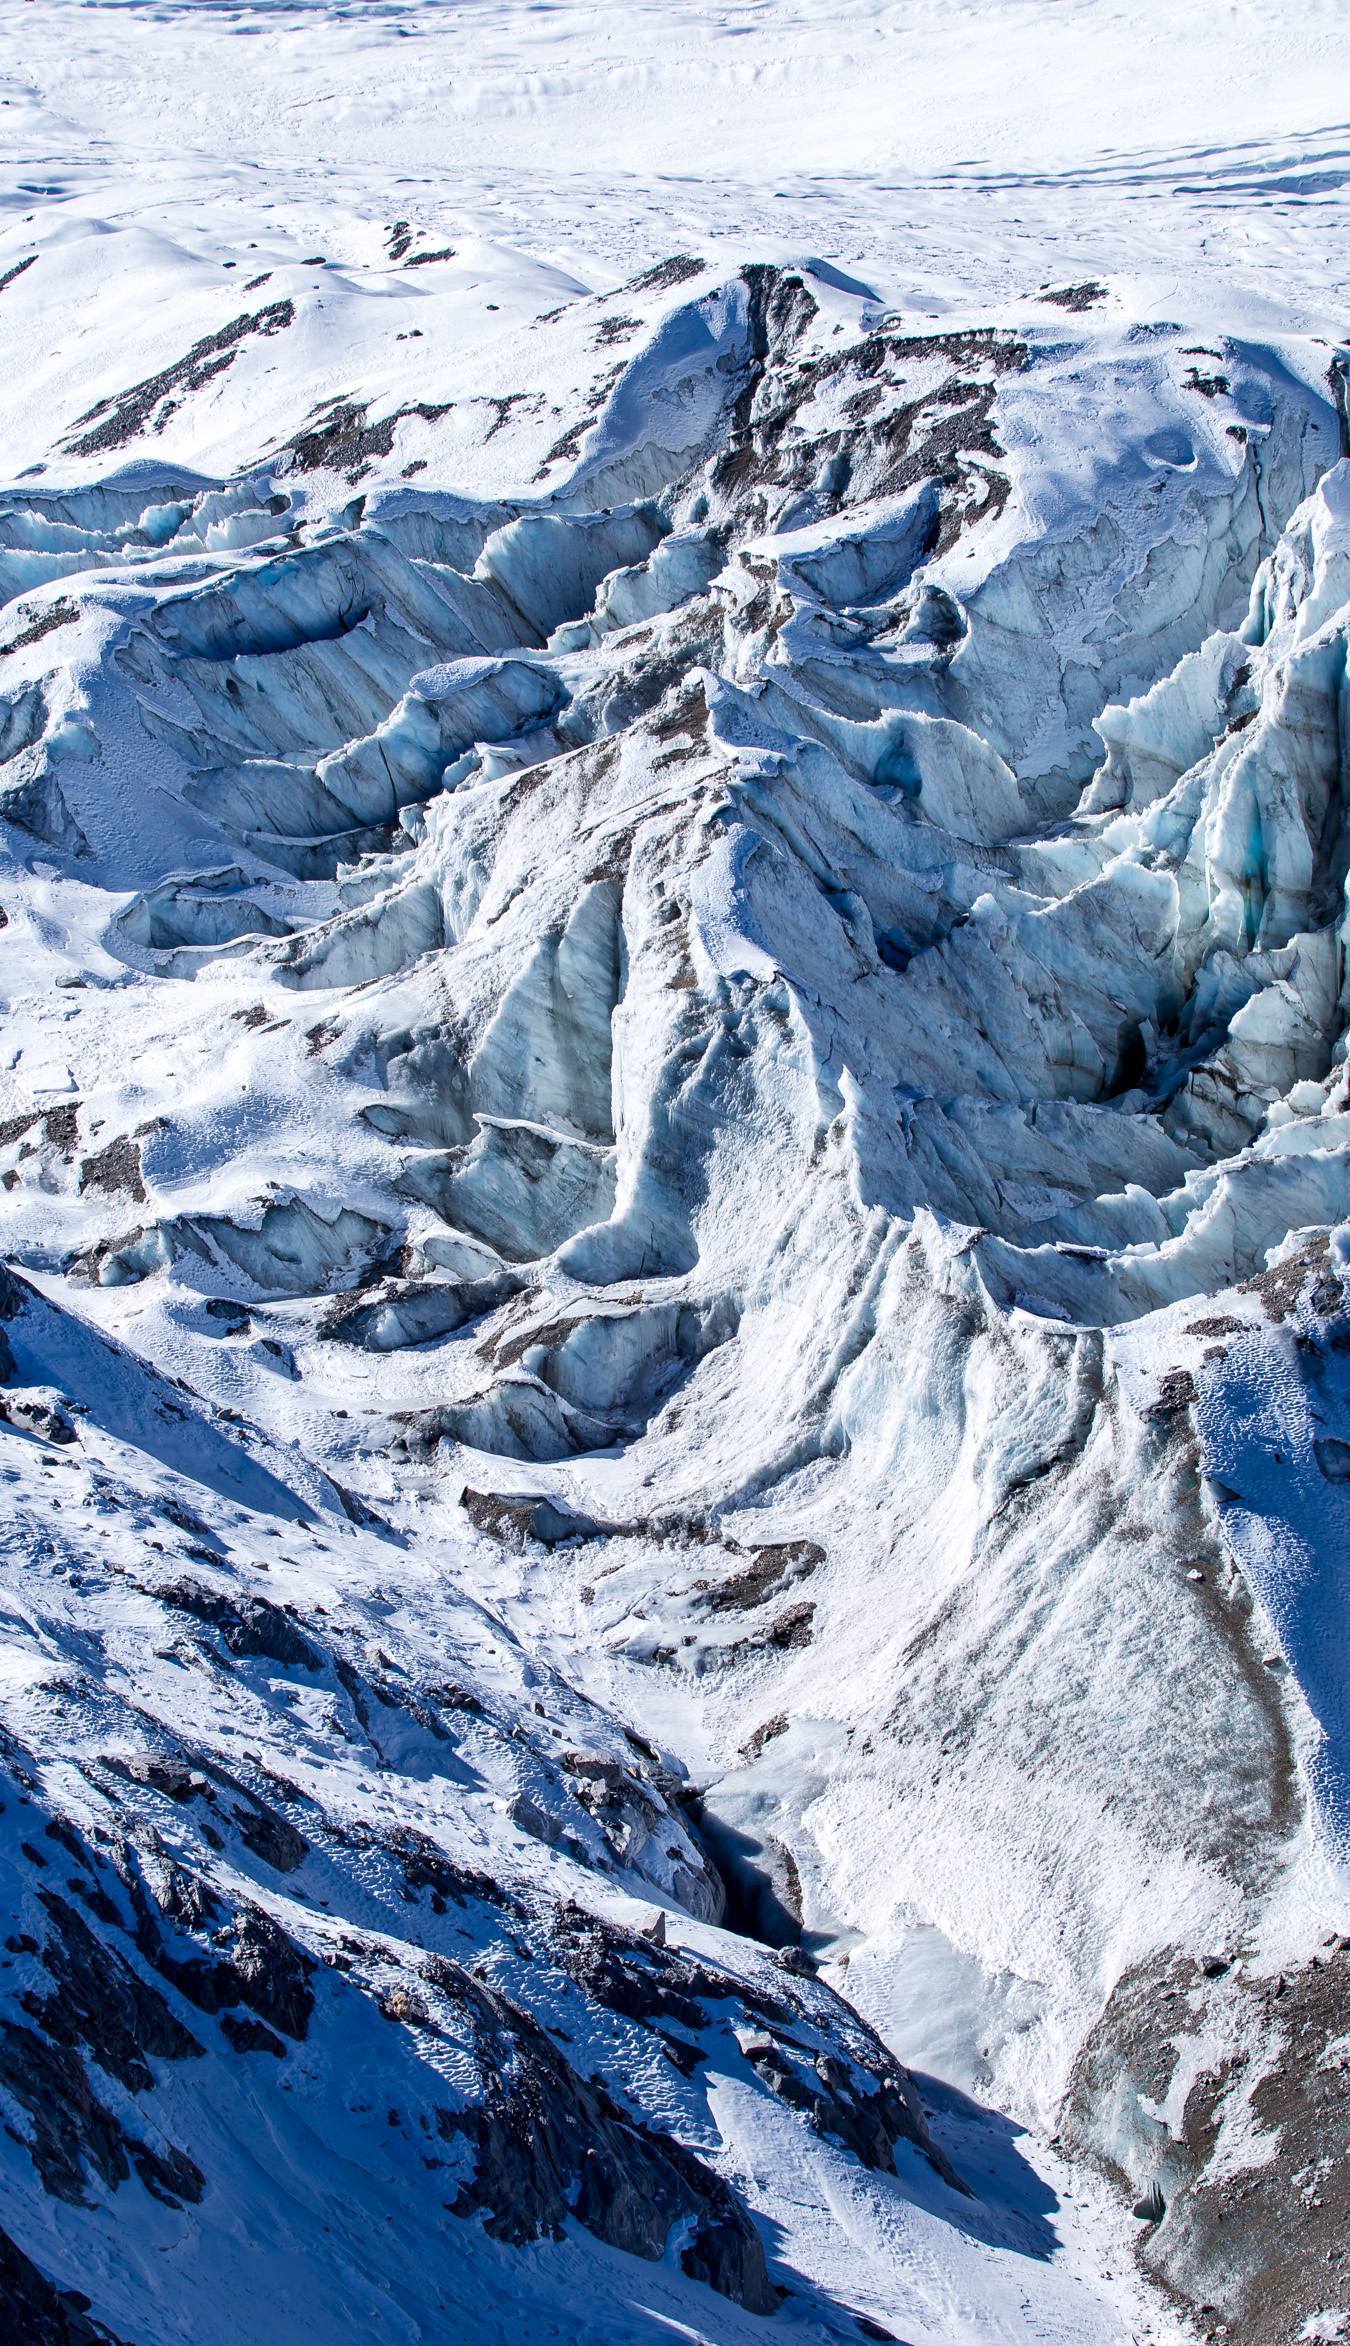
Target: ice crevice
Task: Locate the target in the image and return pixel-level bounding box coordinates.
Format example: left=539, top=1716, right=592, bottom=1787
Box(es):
left=4, top=259, right=1350, bottom=2340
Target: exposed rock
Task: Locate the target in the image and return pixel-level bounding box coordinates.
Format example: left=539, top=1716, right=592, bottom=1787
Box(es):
left=1040, top=281, right=1107, bottom=310
left=0, top=2022, right=137, bottom=2202
left=438, top=1963, right=779, bottom=2314
left=155, top=1579, right=321, bottom=1670
left=1, top=1393, right=77, bottom=1444
left=78, top=1137, right=147, bottom=1203
left=224, top=1905, right=316, bottom=2041
left=460, top=1486, right=606, bottom=1548
left=67, top=302, right=295, bottom=455
left=702, top=1540, right=824, bottom=1613
left=232, top=1793, right=309, bottom=1874
left=28, top=1890, right=204, bottom=2087
left=1064, top=1944, right=1350, bottom=2343
left=0, top=2222, right=130, bottom=2344
left=219, top=2011, right=286, bottom=2057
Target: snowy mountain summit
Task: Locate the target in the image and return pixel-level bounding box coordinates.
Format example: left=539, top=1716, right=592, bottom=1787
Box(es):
left=1, top=4, right=1349, bottom=2342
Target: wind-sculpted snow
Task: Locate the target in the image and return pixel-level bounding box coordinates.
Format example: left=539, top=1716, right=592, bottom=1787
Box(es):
left=2, top=244, right=1350, bottom=2344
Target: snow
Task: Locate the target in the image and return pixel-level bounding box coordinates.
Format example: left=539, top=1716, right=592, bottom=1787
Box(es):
left=1, top=0, right=1349, bottom=2340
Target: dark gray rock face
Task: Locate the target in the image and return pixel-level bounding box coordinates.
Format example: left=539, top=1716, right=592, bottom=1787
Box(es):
left=0, top=2022, right=143, bottom=2204
left=26, top=1888, right=205, bottom=2086
left=224, top=1905, right=317, bottom=2040
left=438, top=1963, right=780, bottom=2316
left=0, top=2223, right=130, bottom=2345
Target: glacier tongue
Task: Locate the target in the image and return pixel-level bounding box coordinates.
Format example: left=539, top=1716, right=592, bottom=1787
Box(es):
left=2, top=202, right=1350, bottom=2346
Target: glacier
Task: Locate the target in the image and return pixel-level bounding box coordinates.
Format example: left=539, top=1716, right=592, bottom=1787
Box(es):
left=1, top=5, right=1349, bottom=2344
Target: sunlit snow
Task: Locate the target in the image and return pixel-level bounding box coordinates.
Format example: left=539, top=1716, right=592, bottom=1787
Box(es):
left=1, top=4, right=1348, bottom=2343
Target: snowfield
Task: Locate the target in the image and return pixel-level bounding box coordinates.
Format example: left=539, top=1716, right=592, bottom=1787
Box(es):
left=1, top=4, right=1349, bottom=2343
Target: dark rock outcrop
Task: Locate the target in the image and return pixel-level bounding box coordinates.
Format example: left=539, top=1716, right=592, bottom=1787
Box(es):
left=0, top=2223, right=131, bottom=2345
left=1065, top=1943, right=1350, bottom=2344
left=437, top=1962, right=780, bottom=2315
left=155, top=1578, right=321, bottom=1670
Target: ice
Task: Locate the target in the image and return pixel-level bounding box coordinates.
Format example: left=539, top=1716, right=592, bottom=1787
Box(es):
left=1, top=1, right=1349, bottom=2340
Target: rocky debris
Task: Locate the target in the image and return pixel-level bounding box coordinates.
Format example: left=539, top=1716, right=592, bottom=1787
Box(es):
left=535, top=363, right=628, bottom=475
left=331, top=1481, right=392, bottom=1533
left=67, top=302, right=295, bottom=455
left=615, top=255, right=706, bottom=297
left=548, top=1903, right=960, bottom=2190
left=333, top=1649, right=487, bottom=1747
left=550, top=1749, right=673, bottom=1876
left=733, top=1599, right=816, bottom=1654
left=741, top=1713, right=789, bottom=1758
left=507, top=1789, right=586, bottom=1860
left=1183, top=366, right=1231, bottom=399
left=385, top=1824, right=516, bottom=1916
left=0, top=1103, right=80, bottom=1169
left=1146, top=1368, right=1197, bottom=1419
left=284, top=396, right=453, bottom=480
left=708, top=265, right=1026, bottom=542
left=150, top=1859, right=223, bottom=1936
left=1064, top=1943, right=1350, bottom=2342
left=550, top=1900, right=710, bottom=2037
left=701, top=1539, right=824, bottom=1613
left=0, top=1392, right=78, bottom=1443
left=738, top=2026, right=957, bottom=2184
left=112, top=1751, right=212, bottom=1804
left=3, top=596, right=78, bottom=653
left=77, top=1136, right=147, bottom=1203
left=1040, top=281, right=1107, bottom=309
left=104, top=1752, right=306, bottom=1877
left=1239, top=1234, right=1342, bottom=1325
left=776, top=1945, right=819, bottom=1976
left=460, top=1485, right=606, bottom=1548
left=42, top=1106, right=80, bottom=1156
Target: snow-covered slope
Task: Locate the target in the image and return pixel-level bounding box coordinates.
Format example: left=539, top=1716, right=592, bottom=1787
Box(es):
left=2, top=7, right=1350, bottom=2345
